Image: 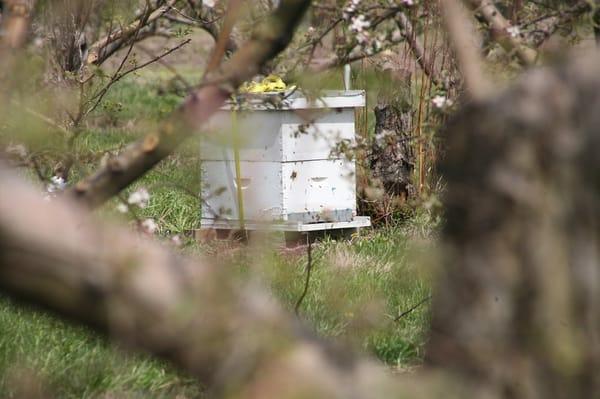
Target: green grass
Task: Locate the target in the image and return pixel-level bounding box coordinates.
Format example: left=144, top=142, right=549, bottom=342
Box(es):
left=0, top=74, right=438, bottom=397
left=262, top=222, right=435, bottom=366
left=0, top=297, right=201, bottom=398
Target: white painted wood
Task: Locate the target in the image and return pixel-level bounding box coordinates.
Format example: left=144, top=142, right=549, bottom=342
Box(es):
left=280, top=109, right=355, bottom=162
left=199, top=90, right=370, bottom=231
left=201, top=161, right=283, bottom=221
left=282, top=160, right=356, bottom=222
left=200, top=216, right=371, bottom=232
left=201, top=159, right=356, bottom=223
left=201, top=105, right=358, bottom=162
left=218, top=90, right=365, bottom=110
left=201, top=111, right=283, bottom=161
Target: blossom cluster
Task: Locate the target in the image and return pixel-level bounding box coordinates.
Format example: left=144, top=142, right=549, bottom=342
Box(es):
left=506, top=25, right=521, bottom=38
left=127, top=187, right=150, bottom=209
left=141, top=218, right=158, bottom=235
left=44, top=176, right=67, bottom=201
left=118, top=187, right=150, bottom=214
left=432, top=95, right=454, bottom=110
left=343, top=0, right=408, bottom=56
left=343, top=0, right=361, bottom=20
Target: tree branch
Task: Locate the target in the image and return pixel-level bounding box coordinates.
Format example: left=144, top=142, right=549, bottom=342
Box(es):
left=463, top=0, right=537, bottom=66
left=0, top=0, right=35, bottom=50
left=86, top=0, right=178, bottom=66
left=0, top=168, right=432, bottom=398
left=395, top=11, right=448, bottom=90
left=67, top=0, right=312, bottom=209
left=441, top=0, right=492, bottom=101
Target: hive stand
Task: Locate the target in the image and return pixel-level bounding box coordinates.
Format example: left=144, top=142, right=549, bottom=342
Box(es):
left=196, top=216, right=371, bottom=247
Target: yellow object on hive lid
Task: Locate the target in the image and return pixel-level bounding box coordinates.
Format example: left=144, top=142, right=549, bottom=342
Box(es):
left=239, top=74, right=288, bottom=93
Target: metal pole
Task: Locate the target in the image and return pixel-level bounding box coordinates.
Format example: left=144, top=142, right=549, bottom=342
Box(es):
left=343, top=64, right=351, bottom=91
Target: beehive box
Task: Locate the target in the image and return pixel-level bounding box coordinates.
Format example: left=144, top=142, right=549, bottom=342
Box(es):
left=200, top=90, right=370, bottom=231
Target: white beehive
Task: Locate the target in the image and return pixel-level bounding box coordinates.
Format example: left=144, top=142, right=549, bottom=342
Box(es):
left=200, top=90, right=370, bottom=231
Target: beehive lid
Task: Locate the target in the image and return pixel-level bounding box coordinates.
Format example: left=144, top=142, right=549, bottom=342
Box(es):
left=222, top=90, right=365, bottom=111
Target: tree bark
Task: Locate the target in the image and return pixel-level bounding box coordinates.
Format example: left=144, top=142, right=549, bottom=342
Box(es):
left=0, top=0, right=34, bottom=50
left=370, top=69, right=415, bottom=201
left=429, top=53, right=600, bottom=399
left=85, top=0, right=177, bottom=66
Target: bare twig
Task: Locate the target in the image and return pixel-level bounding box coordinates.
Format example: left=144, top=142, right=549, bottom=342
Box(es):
left=203, top=0, right=243, bottom=77
left=136, top=43, right=192, bottom=91
left=86, top=0, right=178, bottom=66
left=395, top=12, right=448, bottom=90
left=294, top=238, right=314, bottom=316
left=11, top=99, right=71, bottom=136
left=393, top=295, right=431, bottom=322
left=84, top=38, right=192, bottom=118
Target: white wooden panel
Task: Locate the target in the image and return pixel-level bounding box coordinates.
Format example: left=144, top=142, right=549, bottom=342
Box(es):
left=282, top=160, right=356, bottom=222
left=201, top=216, right=371, bottom=231
left=201, top=161, right=283, bottom=221
left=201, top=109, right=356, bottom=162
left=282, top=90, right=366, bottom=109
left=200, top=110, right=283, bottom=161
left=281, top=109, right=356, bottom=161
left=199, top=91, right=365, bottom=229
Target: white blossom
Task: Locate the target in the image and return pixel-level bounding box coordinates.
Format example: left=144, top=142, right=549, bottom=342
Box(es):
left=141, top=218, right=158, bottom=235
left=350, top=14, right=370, bottom=33
left=506, top=25, right=521, bottom=38
left=171, top=235, right=183, bottom=247
left=432, top=95, right=453, bottom=109
left=116, top=203, right=129, bottom=213
left=128, top=187, right=150, bottom=208
left=203, top=0, right=216, bottom=8
left=47, top=176, right=67, bottom=193
left=343, top=0, right=361, bottom=20
left=401, top=0, right=414, bottom=6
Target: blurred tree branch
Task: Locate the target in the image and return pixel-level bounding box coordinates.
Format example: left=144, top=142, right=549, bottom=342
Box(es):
left=0, top=0, right=34, bottom=50
left=0, top=168, right=420, bottom=398
left=67, top=0, right=312, bottom=208
left=441, top=0, right=491, bottom=101
left=463, top=0, right=537, bottom=66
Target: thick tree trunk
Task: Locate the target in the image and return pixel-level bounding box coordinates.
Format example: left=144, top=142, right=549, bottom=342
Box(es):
left=369, top=69, right=415, bottom=202
left=429, top=55, right=600, bottom=399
